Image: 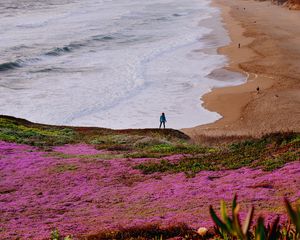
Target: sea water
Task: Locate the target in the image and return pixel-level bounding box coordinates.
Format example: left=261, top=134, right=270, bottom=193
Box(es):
left=0, top=0, right=245, bottom=129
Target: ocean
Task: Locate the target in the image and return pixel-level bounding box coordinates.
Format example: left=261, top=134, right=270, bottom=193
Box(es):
left=0, top=0, right=245, bottom=129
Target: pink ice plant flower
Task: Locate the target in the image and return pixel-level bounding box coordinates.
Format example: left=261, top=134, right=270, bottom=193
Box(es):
left=0, top=141, right=299, bottom=239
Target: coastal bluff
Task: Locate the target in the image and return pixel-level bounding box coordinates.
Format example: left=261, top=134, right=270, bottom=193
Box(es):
left=267, top=0, right=300, bottom=9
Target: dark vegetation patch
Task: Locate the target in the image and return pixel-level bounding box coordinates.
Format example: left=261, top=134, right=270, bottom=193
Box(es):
left=248, top=182, right=274, bottom=189
left=82, top=223, right=213, bottom=240
left=51, top=163, right=78, bottom=173
left=114, top=174, right=146, bottom=187
left=0, top=188, right=17, bottom=194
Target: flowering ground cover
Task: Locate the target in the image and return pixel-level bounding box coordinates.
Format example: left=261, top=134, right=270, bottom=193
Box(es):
left=0, top=116, right=299, bottom=239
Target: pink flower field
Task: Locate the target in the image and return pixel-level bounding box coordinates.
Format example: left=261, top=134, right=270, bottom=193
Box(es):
left=1, top=141, right=299, bottom=239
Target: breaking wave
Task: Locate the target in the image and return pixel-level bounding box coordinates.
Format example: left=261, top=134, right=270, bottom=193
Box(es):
left=0, top=60, right=23, bottom=72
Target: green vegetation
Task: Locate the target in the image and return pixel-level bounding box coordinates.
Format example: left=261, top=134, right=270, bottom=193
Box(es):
left=135, top=132, right=300, bottom=176
left=210, top=196, right=300, bottom=240
left=0, top=117, right=76, bottom=146
left=51, top=229, right=72, bottom=240
left=88, top=134, right=200, bottom=156
left=125, top=142, right=210, bottom=159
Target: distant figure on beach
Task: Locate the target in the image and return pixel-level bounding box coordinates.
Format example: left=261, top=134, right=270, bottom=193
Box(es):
left=256, top=86, right=260, bottom=94
left=159, top=112, right=167, bottom=129
left=238, top=43, right=241, bottom=48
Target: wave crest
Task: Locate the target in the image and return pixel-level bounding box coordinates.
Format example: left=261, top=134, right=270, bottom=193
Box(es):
left=0, top=60, right=23, bottom=72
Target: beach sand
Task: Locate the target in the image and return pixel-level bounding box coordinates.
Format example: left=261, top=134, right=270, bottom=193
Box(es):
left=183, top=0, right=300, bottom=138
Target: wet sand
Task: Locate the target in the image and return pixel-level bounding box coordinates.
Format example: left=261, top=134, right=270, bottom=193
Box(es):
left=183, top=0, right=300, bottom=138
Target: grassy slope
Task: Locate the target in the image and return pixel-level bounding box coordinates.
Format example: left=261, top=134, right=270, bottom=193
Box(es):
left=0, top=115, right=188, bottom=146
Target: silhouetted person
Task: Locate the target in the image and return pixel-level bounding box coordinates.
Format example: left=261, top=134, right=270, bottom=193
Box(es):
left=159, top=112, right=167, bottom=129
left=238, top=43, right=241, bottom=48
left=256, top=86, right=260, bottom=94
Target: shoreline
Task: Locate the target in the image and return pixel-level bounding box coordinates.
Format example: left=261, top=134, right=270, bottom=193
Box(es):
left=0, top=1, right=225, bottom=130
left=183, top=0, right=300, bottom=138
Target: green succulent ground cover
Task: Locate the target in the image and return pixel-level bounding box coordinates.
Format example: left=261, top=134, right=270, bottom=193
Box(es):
left=0, top=117, right=76, bottom=146
left=135, top=132, right=300, bottom=176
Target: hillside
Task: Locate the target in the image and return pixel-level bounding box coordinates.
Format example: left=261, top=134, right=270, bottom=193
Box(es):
left=268, top=0, right=300, bottom=9
left=280, top=0, right=300, bottom=9
left=0, top=115, right=299, bottom=239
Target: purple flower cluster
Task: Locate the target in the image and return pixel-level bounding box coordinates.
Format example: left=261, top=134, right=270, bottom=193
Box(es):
left=0, top=141, right=299, bottom=239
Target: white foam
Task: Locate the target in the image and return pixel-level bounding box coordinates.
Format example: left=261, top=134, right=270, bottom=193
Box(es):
left=0, top=0, right=246, bottom=129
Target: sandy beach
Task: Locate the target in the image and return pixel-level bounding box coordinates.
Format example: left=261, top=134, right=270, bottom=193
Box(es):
left=183, top=0, right=300, bottom=138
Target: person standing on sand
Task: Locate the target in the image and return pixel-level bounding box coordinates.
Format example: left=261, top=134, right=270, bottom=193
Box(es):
left=159, top=112, right=167, bottom=129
